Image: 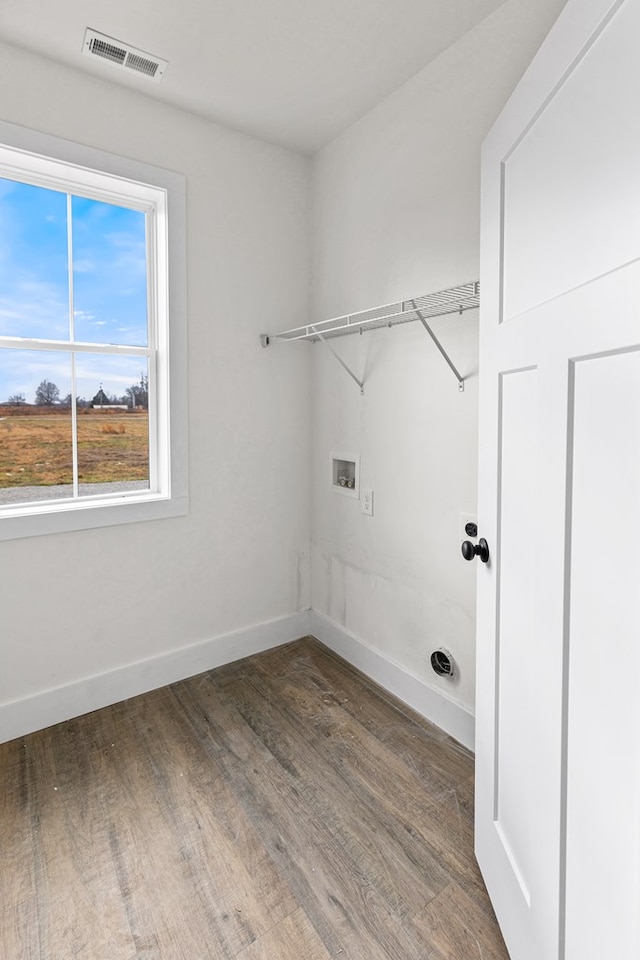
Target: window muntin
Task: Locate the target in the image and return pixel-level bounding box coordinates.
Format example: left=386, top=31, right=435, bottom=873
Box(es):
left=0, top=125, right=186, bottom=539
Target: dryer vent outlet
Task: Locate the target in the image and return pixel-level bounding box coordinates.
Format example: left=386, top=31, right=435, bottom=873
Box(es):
left=430, top=648, right=455, bottom=678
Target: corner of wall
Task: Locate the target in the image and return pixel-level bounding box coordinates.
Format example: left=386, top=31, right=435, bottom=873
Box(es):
left=309, top=610, right=474, bottom=751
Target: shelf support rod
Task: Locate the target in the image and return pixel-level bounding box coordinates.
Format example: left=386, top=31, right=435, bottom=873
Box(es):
left=311, top=326, right=364, bottom=395
left=410, top=300, right=465, bottom=392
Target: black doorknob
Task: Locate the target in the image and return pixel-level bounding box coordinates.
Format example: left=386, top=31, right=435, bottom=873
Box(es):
left=461, top=538, right=489, bottom=563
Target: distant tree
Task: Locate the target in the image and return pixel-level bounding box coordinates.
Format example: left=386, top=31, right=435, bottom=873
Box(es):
left=61, top=394, right=85, bottom=408
left=35, top=380, right=60, bottom=406
left=7, top=392, right=26, bottom=405
left=125, top=373, right=148, bottom=410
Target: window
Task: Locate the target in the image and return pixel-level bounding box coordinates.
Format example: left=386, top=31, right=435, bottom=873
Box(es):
left=0, top=121, right=187, bottom=540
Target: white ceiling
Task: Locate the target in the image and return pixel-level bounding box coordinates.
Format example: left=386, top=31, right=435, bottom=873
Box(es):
left=0, top=0, right=506, bottom=154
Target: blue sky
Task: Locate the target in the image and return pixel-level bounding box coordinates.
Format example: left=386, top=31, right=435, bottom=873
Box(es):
left=0, top=178, right=148, bottom=402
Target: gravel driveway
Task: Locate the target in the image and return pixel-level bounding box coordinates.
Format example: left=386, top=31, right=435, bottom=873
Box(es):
left=0, top=480, right=149, bottom=505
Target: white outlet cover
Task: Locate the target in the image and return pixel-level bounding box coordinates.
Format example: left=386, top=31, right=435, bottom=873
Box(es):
left=362, top=488, right=374, bottom=516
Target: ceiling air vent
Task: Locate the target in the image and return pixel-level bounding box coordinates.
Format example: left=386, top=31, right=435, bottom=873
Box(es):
left=82, top=29, right=168, bottom=82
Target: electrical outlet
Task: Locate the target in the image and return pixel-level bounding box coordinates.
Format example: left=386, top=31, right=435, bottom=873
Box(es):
left=362, top=488, right=374, bottom=516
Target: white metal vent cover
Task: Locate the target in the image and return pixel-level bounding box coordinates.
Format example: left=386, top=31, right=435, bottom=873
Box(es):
left=82, top=29, right=168, bottom=82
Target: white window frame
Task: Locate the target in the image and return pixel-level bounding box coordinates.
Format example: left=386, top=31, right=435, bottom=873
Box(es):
left=0, top=120, right=188, bottom=541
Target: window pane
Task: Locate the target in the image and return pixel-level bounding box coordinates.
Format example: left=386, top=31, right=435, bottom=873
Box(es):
left=0, top=349, right=73, bottom=505
left=75, top=354, right=149, bottom=496
left=72, top=197, right=148, bottom=346
left=0, top=179, right=69, bottom=340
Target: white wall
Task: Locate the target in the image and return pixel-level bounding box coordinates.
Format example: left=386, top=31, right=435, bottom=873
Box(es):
left=0, top=42, right=312, bottom=726
left=310, top=0, right=567, bottom=716
left=0, top=0, right=570, bottom=741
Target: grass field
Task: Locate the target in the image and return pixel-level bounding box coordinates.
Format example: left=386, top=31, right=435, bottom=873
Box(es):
left=0, top=413, right=149, bottom=487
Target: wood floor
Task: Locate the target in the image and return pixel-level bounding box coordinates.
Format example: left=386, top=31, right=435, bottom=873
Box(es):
left=1, top=637, right=508, bottom=959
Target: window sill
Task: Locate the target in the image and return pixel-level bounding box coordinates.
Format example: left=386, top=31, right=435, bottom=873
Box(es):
left=0, top=492, right=188, bottom=541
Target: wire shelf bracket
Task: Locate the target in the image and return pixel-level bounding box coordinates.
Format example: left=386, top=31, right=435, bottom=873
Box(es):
left=260, top=280, right=479, bottom=395
left=313, top=326, right=365, bottom=395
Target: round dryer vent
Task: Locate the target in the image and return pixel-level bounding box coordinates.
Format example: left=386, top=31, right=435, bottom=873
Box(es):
left=430, top=648, right=455, bottom=678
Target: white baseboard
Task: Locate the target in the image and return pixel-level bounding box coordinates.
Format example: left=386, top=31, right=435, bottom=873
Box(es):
left=2, top=609, right=474, bottom=751
left=1, top=610, right=313, bottom=743
left=308, top=611, right=475, bottom=751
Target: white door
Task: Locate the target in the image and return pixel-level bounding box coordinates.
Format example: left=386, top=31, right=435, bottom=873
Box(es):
left=475, top=0, right=640, bottom=957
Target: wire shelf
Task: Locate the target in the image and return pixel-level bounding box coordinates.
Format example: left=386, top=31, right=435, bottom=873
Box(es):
left=264, top=281, right=479, bottom=344
left=260, top=280, right=479, bottom=394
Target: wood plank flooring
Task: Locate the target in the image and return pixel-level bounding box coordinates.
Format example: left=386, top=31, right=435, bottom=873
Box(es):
left=0, top=637, right=509, bottom=959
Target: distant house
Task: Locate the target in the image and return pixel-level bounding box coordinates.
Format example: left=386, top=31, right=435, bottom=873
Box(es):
left=92, top=386, right=127, bottom=410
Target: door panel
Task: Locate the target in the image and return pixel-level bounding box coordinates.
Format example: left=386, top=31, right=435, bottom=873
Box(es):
left=495, top=368, right=538, bottom=904
left=476, top=0, right=640, bottom=957
left=565, top=348, right=640, bottom=957
left=502, top=0, right=640, bottom=321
